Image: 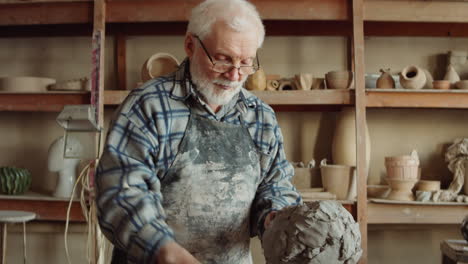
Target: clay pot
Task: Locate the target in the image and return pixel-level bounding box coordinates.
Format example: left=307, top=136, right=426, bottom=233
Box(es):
left=325, top=71, right=354, bottom=89
left=376, top=69, right=395, bottom=89
left=415, top=180, right=440, bottom=192
left=320, top=159, right=355, bottom=200
left=311, top=78, right=325, bottom=89
left=266, top=80, right=279, bottom=91
left=385, top=151, right=420, bottom=180
left=385, top=177, right=418, bottom=201
left=422, top=69, right=433, bottom=89
left=332, top=107, right=371, bottom=185
left=367, top=185, right=390, bottom=198
left=0, top=76, right=56, bottom=92
left=293, top=73, right=313, bottom=90
left=444, top=64, right=460, bottom=88
left=432, top=80, right=451, bottom=90
left=245, top=67, right=267, bottom=91
left=455, top=80, right=468, bottom=90
left=141, top=52, right=179, bottom=83
left=278, top=78, right=295, bottom=90
left=399, top=66, right=426, bottom=90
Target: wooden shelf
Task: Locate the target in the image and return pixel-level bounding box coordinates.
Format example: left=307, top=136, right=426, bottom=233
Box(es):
left=0, top=92, right=90, bottom=112
left=0, top=192, right=85, bottom=222
left=104, top=89, right=354, bottom=107
left=366, top=89, right=468, bottom=109
left=364, top=0, right=468, bottom=23
left=368, top=200, right=468, bottom=224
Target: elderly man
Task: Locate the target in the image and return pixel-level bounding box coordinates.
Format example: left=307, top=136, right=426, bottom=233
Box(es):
left=96, top=0, right=302, bottom=263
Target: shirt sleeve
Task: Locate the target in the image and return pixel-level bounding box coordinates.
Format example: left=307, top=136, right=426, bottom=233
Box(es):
left=250, top=120, right=303, bottom=238
left=95, top=112, right=174, bottom=264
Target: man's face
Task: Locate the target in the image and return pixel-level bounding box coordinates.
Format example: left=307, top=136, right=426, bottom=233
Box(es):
left=189, top=21, right=259, bottom=107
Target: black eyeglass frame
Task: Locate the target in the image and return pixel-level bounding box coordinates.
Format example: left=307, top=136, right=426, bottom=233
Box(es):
left=194, top=35, right=260, bottom=75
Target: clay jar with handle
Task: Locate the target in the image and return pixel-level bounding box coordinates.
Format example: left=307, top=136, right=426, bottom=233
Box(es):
left=376, top=68, right=395, bottom=89
left=245, top=67, right=266, bottom=91
left=399, top=65, right=426, bottom=90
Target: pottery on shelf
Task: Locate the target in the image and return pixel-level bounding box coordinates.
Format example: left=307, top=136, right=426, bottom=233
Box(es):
left=399, top=66, right=426, bottom=90
left=332, top=107, right=371, bottom=192
left=415, top=180, right=441, bottom=192
left=385, top=150, right=420, bottom=180
left=278, top=78, right=296, bottom=90
left=0, top=167, right=32, bottom=195
left=367, top=185, right=390, bottom=198
left=48, top=77, right=89, bottom=91
left=141, top=52, right=179, bottom=83
left=385, top=177, right=418, bottom=201
left=0, top=76, right=56, bottom=93
left=245, top=67, right=267, bottom=91
left=455, top=80, right=468, bottom=90
left=320, top=159, right=355, bottom=200
left=293, top=73, right=313, bottom=90
left=325, top=70, right=354, bottom=89
left=433, top=80, right=451, bottom=90
left=311, top=77, right=325, bottom=89
left=266, top=79, right=279, bottom=91
left=444, top=64, right=461, bottom=88
left=376, top=68, right=395, bottom=89
left=422, top=69, right=433, bottom=89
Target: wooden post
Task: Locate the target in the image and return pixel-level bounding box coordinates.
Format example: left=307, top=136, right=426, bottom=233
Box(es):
left=351, top=0, right=368, bottom=263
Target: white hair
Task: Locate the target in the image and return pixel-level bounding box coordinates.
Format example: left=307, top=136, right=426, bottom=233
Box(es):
left=187, top=0, right=265, bottom=48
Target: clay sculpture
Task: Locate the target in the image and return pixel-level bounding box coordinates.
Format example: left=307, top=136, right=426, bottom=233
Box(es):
left=262, top=201, right=362, bottom=264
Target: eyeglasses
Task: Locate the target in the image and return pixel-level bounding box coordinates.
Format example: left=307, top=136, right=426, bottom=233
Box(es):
left=194, top=35, right=260, bottom=75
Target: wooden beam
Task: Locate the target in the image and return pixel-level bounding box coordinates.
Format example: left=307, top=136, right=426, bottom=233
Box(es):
left=364, top=0, right=468, bottom=23
left=365, top=21, right=468, bottom=37
left=0, top=92, right=90, bottom=112
left=2, top=0, right=90, bottom=3
left=0, top=2, right=93, bottom=25
left=104, top=90, right=354, bottom=106
left=366, top=90, right=468, bottom=109
left=352, top=0, right=367, bottom=263
left=0, top=199, right=84, bottom=222
left=116, top=33, right=127, bottom=90
left=0, top=24, right=92, bottom=38
left=106, top=0, right=349, bottom=23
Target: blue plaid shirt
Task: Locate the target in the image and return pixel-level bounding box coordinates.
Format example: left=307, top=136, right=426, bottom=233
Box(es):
left=95, top=60, right=302, bottom=264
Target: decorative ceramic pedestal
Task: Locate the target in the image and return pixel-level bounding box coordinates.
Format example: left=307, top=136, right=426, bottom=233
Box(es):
left=386, top=178, right=417, bottom=201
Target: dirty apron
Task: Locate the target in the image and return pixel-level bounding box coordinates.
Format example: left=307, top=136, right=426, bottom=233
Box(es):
left=161, top=112, right=261, bottom=264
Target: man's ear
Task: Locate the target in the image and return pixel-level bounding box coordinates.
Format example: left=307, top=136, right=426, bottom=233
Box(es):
left=185, top=33, right=195, bottom=59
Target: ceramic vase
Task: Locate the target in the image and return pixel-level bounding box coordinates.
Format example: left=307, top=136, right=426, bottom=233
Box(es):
left=331, top=107, right=371, bottom=199
left=444, top=64, right=460, bottom=89
left=376, top=68, right=395, bottom=89
left=385, top=178, right=417, bottom=201
left=245, top=67, right=267, bottom=91
left=399, top=66, right=426, bottom=89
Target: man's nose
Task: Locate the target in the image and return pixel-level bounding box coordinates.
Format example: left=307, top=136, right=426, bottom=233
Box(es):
left=223, top=66, right=242, bottom=82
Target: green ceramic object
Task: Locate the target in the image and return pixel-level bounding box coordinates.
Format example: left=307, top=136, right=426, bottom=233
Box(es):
left=0, top=167, right=32, bottom=195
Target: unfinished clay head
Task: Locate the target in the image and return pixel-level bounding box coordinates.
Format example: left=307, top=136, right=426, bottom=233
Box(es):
left=262, top=201, right=362, bottom=264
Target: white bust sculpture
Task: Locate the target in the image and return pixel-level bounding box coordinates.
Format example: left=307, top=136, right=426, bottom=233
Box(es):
left=48, top=136, right=81, bottom=198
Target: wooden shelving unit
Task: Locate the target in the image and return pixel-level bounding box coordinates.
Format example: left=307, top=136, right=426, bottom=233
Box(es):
left=0, top=92, right=91, bottom=112
left=3, top=1, right=468, bottom=263
left=104, top=89, right=354, bottom=106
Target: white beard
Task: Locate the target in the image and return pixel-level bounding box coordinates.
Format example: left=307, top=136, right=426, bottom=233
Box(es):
left=190, top=56, right=246, bottom=106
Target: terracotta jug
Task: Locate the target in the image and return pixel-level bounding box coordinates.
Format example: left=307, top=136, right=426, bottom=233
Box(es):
left=245, top=67, right=267, bottom=91
left=376, top=68, right=395, bottom=89
left=399, top=65, right=426, bottom=89
left=444, top=64, right=460, bottom=89
left=331, top=107, right=371, bottom=197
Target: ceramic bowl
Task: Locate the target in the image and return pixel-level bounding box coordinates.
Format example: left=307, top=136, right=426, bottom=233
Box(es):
left=415, top=180, right=441, bottom=192
left=141, top=52, right=179, bottom=82
left=325, top=71, right=354, bottom=89
left=432, top=80, right=451, bottom=90
left=367, top=185, right=390, bottom=198
left=455, top=80, right=468, bottom=90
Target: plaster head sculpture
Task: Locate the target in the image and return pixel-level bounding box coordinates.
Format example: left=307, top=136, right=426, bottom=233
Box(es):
left=48, top=136, right=82, bottom=198
left=184, top=0, right=265, bottom=112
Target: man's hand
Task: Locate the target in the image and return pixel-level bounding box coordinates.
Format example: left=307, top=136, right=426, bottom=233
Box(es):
left=155, top=241, right=201, bottom=264
left=264, top=211, right=277, bottom=229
